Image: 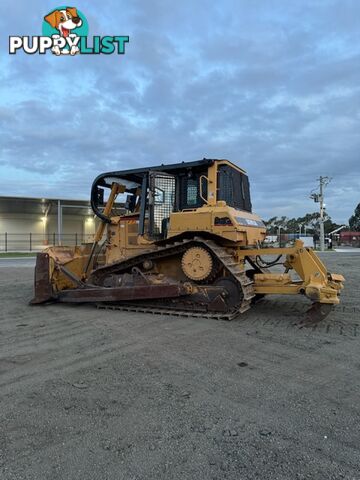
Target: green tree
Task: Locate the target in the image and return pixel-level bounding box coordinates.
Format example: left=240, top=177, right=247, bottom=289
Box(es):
left=264, top=212, right=341, bottom=235
left=349, top=203, right=360, bottom=231
left=264, top=216, right=289, bottom=234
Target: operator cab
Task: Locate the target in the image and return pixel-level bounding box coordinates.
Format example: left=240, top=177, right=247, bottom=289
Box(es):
left=91, top=159, right=257, bottom=240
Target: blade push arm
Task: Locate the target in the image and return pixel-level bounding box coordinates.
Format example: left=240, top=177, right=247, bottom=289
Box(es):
left=83, top=182, right=122, bottom=277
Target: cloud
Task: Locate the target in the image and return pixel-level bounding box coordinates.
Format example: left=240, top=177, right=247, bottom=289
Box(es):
left=0, top=0, right=359, bottom=224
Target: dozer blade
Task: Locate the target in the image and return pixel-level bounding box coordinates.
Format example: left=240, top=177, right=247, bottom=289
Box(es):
left=298, top=302, right=334, bottom=328
left=30, top=253, right=53, bottom=304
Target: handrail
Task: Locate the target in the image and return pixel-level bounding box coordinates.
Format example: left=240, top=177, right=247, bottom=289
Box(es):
left=199, top=175, right=209, bottom=204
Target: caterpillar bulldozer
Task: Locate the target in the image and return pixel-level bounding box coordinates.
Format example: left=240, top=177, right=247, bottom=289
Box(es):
left=31, top=159, right=344, bottom=324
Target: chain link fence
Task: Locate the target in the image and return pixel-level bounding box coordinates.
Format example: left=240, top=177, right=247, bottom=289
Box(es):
left=0, top=233, right=95, bottom=252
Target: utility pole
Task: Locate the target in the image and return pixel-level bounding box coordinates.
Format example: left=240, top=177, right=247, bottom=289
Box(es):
left=310, top=176, right=331, bottom=251
left=319, top=177, right=326, bottom=251
left=278, top=226, right=282, bottom=247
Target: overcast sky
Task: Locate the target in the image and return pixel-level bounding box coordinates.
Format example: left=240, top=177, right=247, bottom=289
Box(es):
left=0, top=0, right=359, bottom=223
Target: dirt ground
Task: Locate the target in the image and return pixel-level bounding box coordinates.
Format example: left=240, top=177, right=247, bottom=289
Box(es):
left=0, top=253, right=359, bottom=480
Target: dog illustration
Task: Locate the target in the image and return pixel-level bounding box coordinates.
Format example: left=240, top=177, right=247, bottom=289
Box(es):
left=44, top=7, right=82, bottom=55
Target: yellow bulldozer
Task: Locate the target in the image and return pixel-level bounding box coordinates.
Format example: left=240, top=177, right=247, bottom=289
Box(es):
left=31, top=159, right=344, bottom=324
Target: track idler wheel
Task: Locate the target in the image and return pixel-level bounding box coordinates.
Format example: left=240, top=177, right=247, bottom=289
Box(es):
left=214, top=277, right=243, bottom=309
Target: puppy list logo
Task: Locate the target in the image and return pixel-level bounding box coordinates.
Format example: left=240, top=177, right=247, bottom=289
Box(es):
left=9, top=6, right=129, bottom=56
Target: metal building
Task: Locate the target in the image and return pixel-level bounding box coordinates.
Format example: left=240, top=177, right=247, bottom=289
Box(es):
left=0, top=196, right=96, bottom=252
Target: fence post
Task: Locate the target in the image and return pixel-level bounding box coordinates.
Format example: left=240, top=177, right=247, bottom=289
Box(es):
left=29, top=233, right=32, bottom=252
left=58, top=200, right=62, bottom=246
left=75, top=233, right=78, bottom=246
left=5, top=232, right=7, bottom=252
left=53, top=232, right=55, bottom=246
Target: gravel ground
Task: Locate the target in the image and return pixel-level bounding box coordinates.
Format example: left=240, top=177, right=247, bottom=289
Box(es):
left=0, top=253, right=359, bottom=480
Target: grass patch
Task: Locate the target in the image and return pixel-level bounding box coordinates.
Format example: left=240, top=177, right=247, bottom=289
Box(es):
left=0, top=252, right=37, bottom=258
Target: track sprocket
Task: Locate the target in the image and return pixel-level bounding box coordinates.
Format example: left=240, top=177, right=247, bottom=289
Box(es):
left=181, top=246, right=213, bottom=281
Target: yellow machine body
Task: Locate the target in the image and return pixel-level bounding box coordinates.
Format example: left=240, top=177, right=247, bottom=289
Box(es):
left=32, top=159, right=344, bottom=323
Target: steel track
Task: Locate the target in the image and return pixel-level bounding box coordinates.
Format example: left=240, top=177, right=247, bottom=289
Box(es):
left=92, top=236, right=256, bottom=320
